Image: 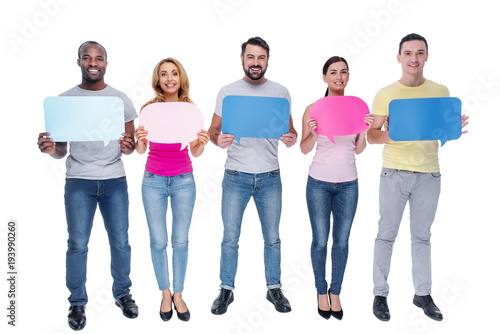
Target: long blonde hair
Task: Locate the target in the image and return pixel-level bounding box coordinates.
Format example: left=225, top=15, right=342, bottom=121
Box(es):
left=141, top=57, right=193, bottom=110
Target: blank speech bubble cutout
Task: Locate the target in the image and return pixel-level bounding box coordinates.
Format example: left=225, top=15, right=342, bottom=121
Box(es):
left=388, top=97, right=462, bottom=147
left=139, top=102, right=204, bottom=150
left=221, top=95, right=290, bottom=143
left=310, top=96, right=370, bottom=143
left=44, top=96, right=124, bottom=146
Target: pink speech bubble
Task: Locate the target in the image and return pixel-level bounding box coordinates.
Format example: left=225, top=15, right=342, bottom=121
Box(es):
left=139, top=102, right=204, bottom=150
left=310, top=96, right=370, bottom=143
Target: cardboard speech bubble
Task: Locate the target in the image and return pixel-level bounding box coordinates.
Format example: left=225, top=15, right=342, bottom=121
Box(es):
left=388, top=97, right=462, bottom=147
left=221, top=95, right=290, bottom=143
left=139, top=102, right=204, bottom=150
left=43, top=96, right=125, bottom=146
left=310, top=95, right=370, bottom=143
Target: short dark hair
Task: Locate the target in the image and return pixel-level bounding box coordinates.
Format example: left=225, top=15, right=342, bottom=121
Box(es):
left=78, top=41, right=107, bottom=60
left=398, top=33, right=428, bottom=54
left=241, top=37, right=270, bottom=56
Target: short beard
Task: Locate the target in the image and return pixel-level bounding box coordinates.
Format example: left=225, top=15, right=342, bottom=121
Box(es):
left=243, top=65, right=267, bottom=81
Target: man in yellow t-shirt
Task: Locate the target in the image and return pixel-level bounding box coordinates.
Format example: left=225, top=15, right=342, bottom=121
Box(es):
left=368, top=33, right=468, bottom=322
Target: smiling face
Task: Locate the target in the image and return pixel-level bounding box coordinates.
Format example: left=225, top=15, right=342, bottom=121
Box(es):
left=157, top=61, right=181, bottom=99
left=323, top=61, right=349, bottom=96
left=397, top=40, right=428, bottom=77
left=77, top=43, right=107, bottom=87
left=241, top=44, right=268, bottom=84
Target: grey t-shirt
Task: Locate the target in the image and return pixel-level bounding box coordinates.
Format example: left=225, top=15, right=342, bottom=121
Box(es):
left=59, top=85, right=138, bottom=180
left=214, top=79, right=291, bottom=173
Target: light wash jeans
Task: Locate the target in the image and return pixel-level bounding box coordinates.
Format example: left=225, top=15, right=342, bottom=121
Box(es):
left=373, top=168, right=441, bottom=297
left=306, top=176, right=358, bottom=295
left=219, top=169, right=282, bottom=290
left=142, top=171, right=196, bottom=293
left=64, top=177, right=132, bottom=306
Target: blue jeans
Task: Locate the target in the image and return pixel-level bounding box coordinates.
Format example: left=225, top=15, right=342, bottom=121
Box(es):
left=306, top=176, right=358, bottom=295
left=142, top=171, right=196, bottom=293
left=64, top=177, right=132, bottom=306
left=220, top=169, right=282, bottom=290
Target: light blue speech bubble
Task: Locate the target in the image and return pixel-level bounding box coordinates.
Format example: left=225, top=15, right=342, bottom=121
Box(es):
left=221, top=95, right=290, bottom=143
left=388, top=97, right=462, bottom=147
left=44, top=96, right=125, bottom=146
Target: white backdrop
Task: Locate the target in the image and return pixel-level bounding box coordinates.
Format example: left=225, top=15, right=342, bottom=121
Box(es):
left=1, top=0, right=498, bottom=333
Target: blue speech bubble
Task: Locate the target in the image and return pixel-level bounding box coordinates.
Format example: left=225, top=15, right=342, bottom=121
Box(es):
left=44, top=96, right=125, bottom=146
left=221, top=95, right=290, bottom=143
left=388, top=97, right=462, bottom=147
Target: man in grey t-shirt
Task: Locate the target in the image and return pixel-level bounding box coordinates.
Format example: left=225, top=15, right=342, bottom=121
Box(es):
left=37, top=41, right=139, bottom=330
left=209, top=37, right=297, bottom=315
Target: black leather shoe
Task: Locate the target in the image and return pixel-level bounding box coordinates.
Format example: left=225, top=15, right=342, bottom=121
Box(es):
left=328, top=289, right=343, bottom=320
left=68, top=305, right=86, bottom=331
left=267, top=288, right=292, bottom=313
left=317, top=294, right=330, bottom=320
left=373, top=296, right=390, bottom=321
left=115, top=294, right=139, bottom=319
left=174, top=301, right=191, bottom=322
left=413, top=295, right=443, bottom=321
left=211, top=288, right=234, bottom=315
left=159, top=298, right=173, bottom=322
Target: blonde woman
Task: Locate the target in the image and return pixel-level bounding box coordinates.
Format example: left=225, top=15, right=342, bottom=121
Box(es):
left=136, top=58, right=209, bottom=322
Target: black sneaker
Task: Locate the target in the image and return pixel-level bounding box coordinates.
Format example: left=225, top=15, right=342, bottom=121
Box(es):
left=266, top=288, right=292, bottom=313
left=211, top=288, right=234, bottom=315
left=413, top=295, right=443, bottom=321
left=373, top=296, right=390, bottom=321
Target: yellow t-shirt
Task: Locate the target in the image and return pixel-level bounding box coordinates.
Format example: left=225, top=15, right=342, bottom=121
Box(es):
left=372, top=79, right=450, bottom=173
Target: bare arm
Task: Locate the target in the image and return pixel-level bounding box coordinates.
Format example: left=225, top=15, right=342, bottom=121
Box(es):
left=299, top=104, right=318, bottom=154
left=354, top=114, right=374, bottom=154
left=280, top=114, right=298, bottom=148
left=134, top=126, right=148, bottom=155
left=208, top=113, right=234, bottom=148
left=190, top=130, right=210, bottom=157
left=38, top=132, right=68, bottom=159
left=119, top=121, right=135, bottom=155
left=367, top=115, right=391, bottom=145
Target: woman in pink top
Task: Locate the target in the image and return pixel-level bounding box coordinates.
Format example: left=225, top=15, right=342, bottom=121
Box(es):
left=135, top=58, right=210, bottom=322
left=300, top=56, right=373, bottom=320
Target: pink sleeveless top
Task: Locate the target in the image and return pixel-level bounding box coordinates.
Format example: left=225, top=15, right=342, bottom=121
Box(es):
left=145, top=142, right=193, bottom=176
left=308, top=134, right=357, bottom=183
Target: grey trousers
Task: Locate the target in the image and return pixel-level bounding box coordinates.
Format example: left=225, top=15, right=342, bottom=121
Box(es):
left=373, top=168, right=441, bottom=297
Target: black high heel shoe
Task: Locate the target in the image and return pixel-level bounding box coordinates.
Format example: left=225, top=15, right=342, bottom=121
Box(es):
left=174, top=298, right=191, bottom=322
left=159, top=297, right=173, bottom=321
left=329, top=289, right=343, bottom=320
left=317, top=294, right=331, bottom=320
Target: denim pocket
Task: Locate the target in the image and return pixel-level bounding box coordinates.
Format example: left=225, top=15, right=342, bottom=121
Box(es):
left=65, top=178, right=80, bottom=184
left=143, top=170, right=155, bottom=178
left=225, top=169, right=239, bottom=175
left=380, top=168, right=395, bottom=177
left=431, top=172, right=441, bottom=178
left=268, top=169, right=280, bottom=177
left=178, top=173, right=193, bottom=179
